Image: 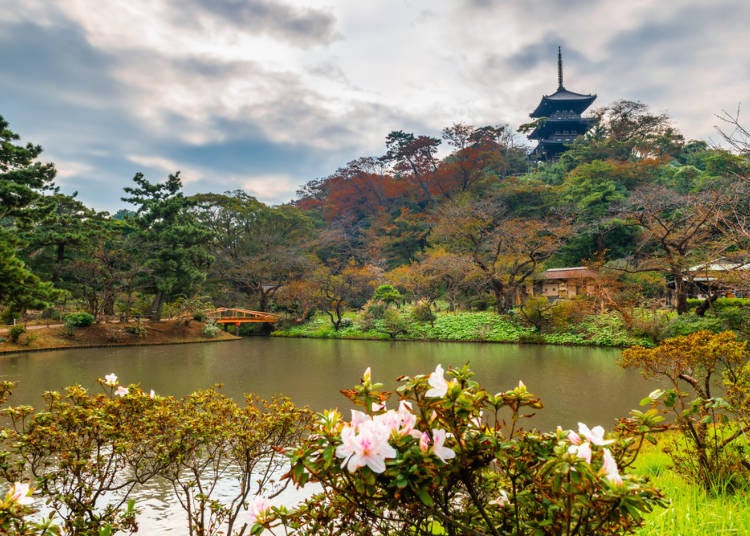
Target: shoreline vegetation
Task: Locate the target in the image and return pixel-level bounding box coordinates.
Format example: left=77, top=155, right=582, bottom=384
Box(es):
left=0, top=319, right=239, bottom=355
left=273, top=309, right=655, bottom=348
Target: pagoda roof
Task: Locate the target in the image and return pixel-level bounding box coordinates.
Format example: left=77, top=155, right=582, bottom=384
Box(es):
left=530, top=87, right=596, bottom=117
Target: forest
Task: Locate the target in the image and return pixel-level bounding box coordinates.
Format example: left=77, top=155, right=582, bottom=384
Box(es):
left=1, top=100, right=749, bottom=344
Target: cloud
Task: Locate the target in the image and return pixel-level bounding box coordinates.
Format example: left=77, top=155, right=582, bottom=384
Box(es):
left=174, top=0, right=337, bottom=46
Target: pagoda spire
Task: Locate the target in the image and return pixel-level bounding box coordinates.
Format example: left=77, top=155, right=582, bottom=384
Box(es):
left=557, top=46, right=564, bottom=90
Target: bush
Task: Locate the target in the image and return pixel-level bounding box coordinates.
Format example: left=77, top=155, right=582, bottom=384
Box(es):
left=125, top=325, right=148, bottom=337
left=411, top=300, right=435, bottom=324
left=661, top=313, right=724, bottom=339
left=621, top=331, right=750, bottom=494
left=8, top=325, right=25, bottom=344
left=277, top=365, right=667, bottom=535
left=201, top=322, right=220, bottom=338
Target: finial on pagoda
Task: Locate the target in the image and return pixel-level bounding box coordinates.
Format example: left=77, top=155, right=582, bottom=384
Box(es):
left=557, top=46, right=564, bottom=90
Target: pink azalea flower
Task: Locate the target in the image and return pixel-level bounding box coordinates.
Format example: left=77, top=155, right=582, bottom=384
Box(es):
left=336, top=419, right=397, bottom=473
left=578, top=423, right=614, bottom=446
left=104, top=373, right=118, bottom=387
left=247, top=495, right=271, bottom=525
left=114, top=386, right=129, bottom=397
left=426, top=364, right=449, bottom=398
left=419, top=431, right=430, bottom=452
left=350, top=410, right=370, bottom=429
left=431, top=428, right=456, bottom=463
left=568, top=441, right=592, bottom=464
left=601, top=448, right=623, bottom=485
left=7, top=482, right=34, bottom=506
left=567, top=429, right=582, bottom=445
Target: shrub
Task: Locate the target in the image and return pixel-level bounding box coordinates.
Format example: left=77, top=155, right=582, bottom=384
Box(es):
left=621, top=331, right=750, bottom=494
left=8, top=325, right=25, bottom=344
left=201, top=322, right=220, bottom=338
left=661, top=313, right=724, bottom=339
left=125, top=325, right=148, bottom=337
left=64, top=312, right=94, bottom=327
left=63, top=312, right=95, bottom=336
left=411, top=300, right=435, bottom=324
left=277, top=365, right=667, bottom=535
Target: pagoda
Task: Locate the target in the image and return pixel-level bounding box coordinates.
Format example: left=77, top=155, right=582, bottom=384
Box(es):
left=527, top=47, right=596, bottom=160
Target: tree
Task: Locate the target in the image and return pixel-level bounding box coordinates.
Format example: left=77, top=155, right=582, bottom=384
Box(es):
left=433, top=197, right=572, bottom=313
left=561, top=100, right=685, bottom=167
left=20, top=193, right=105, bottom=285
left=194, top=191, right=315, bottom=311
left=0, top=115, right=57, bottom=224
left=382, top=130, right=441, bottom=202
left=621, top=184, right=729, bottom=314
left=313, top=263, right=381, bottom=330
left=0, top=240, right=60, bottom=316
left=121, top=172, right=213, bottom=321
left=0, top=115, right=61, bottom=315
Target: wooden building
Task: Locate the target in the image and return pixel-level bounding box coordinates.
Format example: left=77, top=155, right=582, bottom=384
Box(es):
left=532, top=267, right=598, bottom=300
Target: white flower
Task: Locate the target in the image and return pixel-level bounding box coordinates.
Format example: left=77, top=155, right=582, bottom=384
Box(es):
left=114, top=386, right=129, bottom=397
left=336, top=417, right=397, bottom=473
left=568, top=441, right=592, bottom=464
left=431, top=428, right=456, bottom=463
left=7, top=482, right=34, bottom=506
left=601, top=448, right=623, bottom=485
left=248, top=495, right=271, bottom=525
left=149, top=389, right=155, bottom=398
left=104, top=373, right=118, bottom=387
left=578, top=423, right=614, bottom=446
left=426, top=364, right=449, bottom=398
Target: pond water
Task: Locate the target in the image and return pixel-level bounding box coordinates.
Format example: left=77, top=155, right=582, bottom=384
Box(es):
left=0, top=337, right=659, bottom=532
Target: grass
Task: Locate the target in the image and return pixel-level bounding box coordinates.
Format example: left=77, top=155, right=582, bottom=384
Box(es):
left=633, top=441, right=750, bottom=535
left=274, top=309, right=652, bottom=347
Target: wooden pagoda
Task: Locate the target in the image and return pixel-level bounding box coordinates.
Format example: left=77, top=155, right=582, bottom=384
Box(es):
left=527, top=47, right=597, bottom=160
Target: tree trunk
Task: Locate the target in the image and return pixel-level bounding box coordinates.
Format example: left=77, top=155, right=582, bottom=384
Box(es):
left=150, top=291, right=165, bottom=322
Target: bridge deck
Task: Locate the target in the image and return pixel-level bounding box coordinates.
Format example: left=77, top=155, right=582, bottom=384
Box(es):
left=207, top=307, right=280, bottom=324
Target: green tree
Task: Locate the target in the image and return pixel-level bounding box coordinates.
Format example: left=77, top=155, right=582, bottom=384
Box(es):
left=0, top=115, right=57, bottom=224
left=194, top=191, right=315, bottom=311
left=121, top=172, right=213, bottom=321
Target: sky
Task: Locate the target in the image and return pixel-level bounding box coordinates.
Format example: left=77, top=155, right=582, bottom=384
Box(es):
left=2, top=0, right=749, bottom=212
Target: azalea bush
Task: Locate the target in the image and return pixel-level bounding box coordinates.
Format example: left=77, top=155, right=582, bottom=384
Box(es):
left=0, top=375, right=311, bottom=536
left=257, top=365, right=667, bottom=535
left=621, top=330, right=750, bottom=493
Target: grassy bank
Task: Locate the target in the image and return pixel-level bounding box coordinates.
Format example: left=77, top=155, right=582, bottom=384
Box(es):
left=634, top=442, right=750, bottom=535
left=0, top=319, right=239, bottom=354
left=273, top=310, right=652, bottom=347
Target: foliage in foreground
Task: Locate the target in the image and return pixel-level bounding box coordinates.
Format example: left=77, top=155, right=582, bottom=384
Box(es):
left=0, top=377, right=311, bottom=536
left=261, top=365, right=667, bottom=535
left=621, top=330, right=750, bottom=494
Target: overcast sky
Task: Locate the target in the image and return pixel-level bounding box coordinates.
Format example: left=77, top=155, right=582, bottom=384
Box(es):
left=2, top=0, right=748, bottom=212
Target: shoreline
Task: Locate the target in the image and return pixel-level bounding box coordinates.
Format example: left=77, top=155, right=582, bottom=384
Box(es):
left=0, top=319, right=241, bottom=356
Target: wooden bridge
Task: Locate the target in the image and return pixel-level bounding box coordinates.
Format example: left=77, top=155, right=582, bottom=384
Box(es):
left=206, top=307, right=281, bottom=325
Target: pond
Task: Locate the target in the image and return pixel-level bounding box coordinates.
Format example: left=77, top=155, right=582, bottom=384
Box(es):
left=0, top=337, right=659, bottom=532
left=0, top=338, right=655, bottom=430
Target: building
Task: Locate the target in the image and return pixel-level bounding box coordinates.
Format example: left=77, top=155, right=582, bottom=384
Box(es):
left=687, top=259, right=750, bottom=298
left=527, top=47, right=597, bottom=160
left=532, top=267, right=599, bottom=300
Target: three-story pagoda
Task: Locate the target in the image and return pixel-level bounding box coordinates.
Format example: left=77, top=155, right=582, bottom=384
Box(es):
left=528, top=47, right=596, bottom=160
